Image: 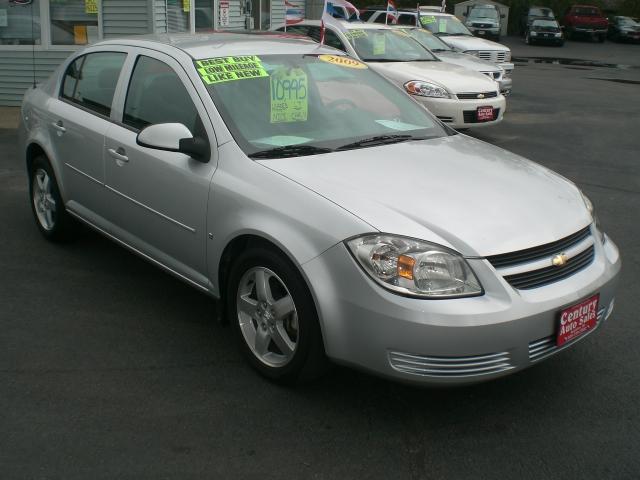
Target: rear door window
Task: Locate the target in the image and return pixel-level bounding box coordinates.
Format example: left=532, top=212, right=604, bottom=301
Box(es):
left=61, top=52, right=127, bottom=117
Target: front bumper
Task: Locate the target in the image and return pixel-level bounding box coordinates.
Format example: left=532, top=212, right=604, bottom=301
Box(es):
left=302, top=233, right=621, bottom=386
left=572, top=27, right=608, bottom=34
left=468, top=26, right=500, bottom=38
left=414, top=94, right=506, bottom=129
left=498, top=76, right=512, bottom=95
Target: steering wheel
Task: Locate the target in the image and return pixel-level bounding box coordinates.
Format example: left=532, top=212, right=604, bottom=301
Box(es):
left=326, top=98, right=358, bottom=112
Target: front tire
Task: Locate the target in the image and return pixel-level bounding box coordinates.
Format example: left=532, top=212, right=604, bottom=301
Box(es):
left=227, top=246, right=328, bottom=384
left=28, top=155, right=76, bottom=242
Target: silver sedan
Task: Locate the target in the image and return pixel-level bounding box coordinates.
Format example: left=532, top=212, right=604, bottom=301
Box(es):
left=19, top=33, right=620, bottom=385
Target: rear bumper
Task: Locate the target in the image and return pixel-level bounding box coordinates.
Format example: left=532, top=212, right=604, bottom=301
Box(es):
left=303, top=233, right=621, bottom=386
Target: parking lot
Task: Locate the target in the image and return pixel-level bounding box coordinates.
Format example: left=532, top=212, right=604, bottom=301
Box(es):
left=1, top=38, right=639, bottom=479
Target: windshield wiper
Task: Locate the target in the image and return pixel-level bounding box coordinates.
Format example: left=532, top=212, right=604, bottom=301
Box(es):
left=336, top=134, right=420, bottom=151
left=249, top=144, right=333, bottom=159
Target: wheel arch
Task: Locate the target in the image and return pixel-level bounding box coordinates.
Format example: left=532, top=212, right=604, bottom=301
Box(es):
left=25, top=140, right=67, bottom=200
left=216, top=233, right=329, bottom=349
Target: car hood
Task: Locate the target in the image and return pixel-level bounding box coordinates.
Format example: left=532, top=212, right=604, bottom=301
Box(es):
left=368, top=61, right=498, bottom=94
left=438, top=35, right=509, bottom=52
left=434, top=51, right=501, bottom=73
left=257, top=135, right=591, bottom=257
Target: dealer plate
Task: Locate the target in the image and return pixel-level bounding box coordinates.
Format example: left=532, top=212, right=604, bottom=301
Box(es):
left=557, top=294, right=599, bottom=347
left=477, top=106, right=494, bottom=122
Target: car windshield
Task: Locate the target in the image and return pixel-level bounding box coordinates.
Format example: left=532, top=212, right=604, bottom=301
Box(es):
left=468, top=7, right=499, bottom=21
left=345, top=28, right=437, bottom=62
left=529, top=8, right=554, bottom=18
left=573, top=7, right=600, bottom=16
left=196, top=54, right=447, bottom=157
left=532, top=19, right=559, bottom=28
left=419, top=15, right=472, bottom=36
left=617, top=17, right=639, bottom=26
left=404, top=28, right=453, bottom=51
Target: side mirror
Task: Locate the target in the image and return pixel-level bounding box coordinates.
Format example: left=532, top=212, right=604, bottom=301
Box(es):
left=137, top=123, right=210, bottom=163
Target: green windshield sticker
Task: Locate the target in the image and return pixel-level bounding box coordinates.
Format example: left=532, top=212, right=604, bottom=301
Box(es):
left=196, top=56, right=268, bottom=84
left=270, top=68, right=308, bottom=124
left=420, top=15, right=436, bottom=25
left=438, top=19, right=447, bottom=32
left=373, top=33, right=386, bottom=55
left=345, top=29, right=367, bottom=40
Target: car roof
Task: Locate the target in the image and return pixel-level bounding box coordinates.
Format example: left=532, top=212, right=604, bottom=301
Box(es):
left=92, top=31, right=336, bottom=59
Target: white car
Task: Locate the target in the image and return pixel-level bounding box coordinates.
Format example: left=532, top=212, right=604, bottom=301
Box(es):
left=397, top=26, right=511, bottom=95
left=365, top=10, right=514, bottom=76
left=277, top=21, right=506, bottom=129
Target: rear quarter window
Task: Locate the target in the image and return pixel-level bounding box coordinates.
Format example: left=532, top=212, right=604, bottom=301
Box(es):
left=61, top=52, right=127, bottom=117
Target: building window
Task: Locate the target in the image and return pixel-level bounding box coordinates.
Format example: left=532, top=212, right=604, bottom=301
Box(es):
left=195, top=0, right=214, bottom=31
left=0, top=0, right=42, bottom=46
left=167, top=0, right=191, bottom=32
left=50, top=0, right=98, bottom=45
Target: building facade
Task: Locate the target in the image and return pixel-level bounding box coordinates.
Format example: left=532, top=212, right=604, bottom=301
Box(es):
left=0, top=0, right=308, bottom=106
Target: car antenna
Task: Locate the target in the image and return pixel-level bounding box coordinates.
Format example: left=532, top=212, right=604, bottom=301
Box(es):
left=29, top=0, right=36, bottom=88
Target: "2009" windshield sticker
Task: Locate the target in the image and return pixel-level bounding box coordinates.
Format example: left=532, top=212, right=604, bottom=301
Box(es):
left=318, top=55, right=368, bottom=69
left=196, top=56, right=268, bottom=84
left=270, top=68, right=308, bottom=124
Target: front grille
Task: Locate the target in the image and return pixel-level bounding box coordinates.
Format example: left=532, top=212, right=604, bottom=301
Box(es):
left=436, top=115, right=454, bottom=123
left=503, top=245, right=595, bottom=290
left=388, top=351, right=513, bottom=378
left=463, top=108, right=500, bottom=123
left=487, top=226, right=591, bottom=269
left=477, top=51, right=508, bottom=63
left=472, top=23, right=493, bottom=28
left=529, top=305, right=606, bottom=361
left=457, top=91, right=498, bottom=100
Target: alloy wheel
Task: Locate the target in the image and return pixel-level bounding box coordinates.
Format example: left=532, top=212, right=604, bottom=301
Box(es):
left=236, top=266, right=299, bottom=367
left=32, top=168, right=57, bottom=231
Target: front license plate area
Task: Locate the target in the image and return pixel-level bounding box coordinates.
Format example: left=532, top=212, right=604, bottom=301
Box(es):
left=556, top=294, right=599, bottom=347
left=477, top=106, right=494, bottom=122
left=478, top=30, right=486, bottom=34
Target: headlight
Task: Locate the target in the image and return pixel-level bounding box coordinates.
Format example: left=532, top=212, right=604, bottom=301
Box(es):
left=581, top=192, right=606, bottom=243
left=346, top=234, right=483, bottom=298
left=530, top=31, right=538, bottom=36
left=555, top=32, right=562, bottom=37
left=463, top=50, right=479, bottom=57
left=404, top=80, right=451, bottom=98
left=504, top=51, right=511, bottom=61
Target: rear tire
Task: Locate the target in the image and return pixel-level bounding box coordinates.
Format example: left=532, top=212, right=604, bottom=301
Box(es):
left=226, top=246, right=328, bottom=384
left=28, top=155, right=76, bottom=242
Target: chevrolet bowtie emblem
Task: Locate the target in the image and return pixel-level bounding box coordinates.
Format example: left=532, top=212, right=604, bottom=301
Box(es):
left=552, top=253, right=569, bottom=267
left=477, top=93, right=485, bottom=99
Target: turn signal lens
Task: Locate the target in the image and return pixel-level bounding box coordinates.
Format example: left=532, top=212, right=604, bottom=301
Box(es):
left=397, top=255, right=415, bottom=280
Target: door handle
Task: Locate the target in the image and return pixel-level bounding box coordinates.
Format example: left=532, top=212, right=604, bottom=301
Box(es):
left=51, top=121, right=66, bottom=134
left=107, top=147, right=129, bottom=163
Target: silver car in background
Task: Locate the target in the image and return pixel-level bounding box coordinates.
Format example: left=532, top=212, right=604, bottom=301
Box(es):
left=20, top=33, right=620, bottom=386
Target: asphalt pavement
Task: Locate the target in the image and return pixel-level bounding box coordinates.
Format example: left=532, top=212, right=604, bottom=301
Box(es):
left=1, top=40, right=639, bottom=479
